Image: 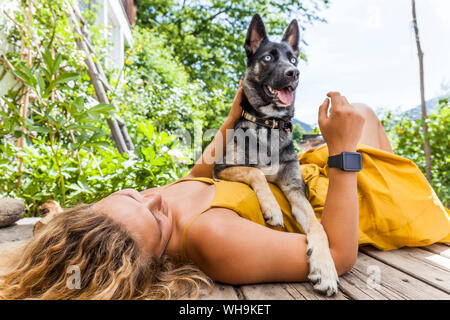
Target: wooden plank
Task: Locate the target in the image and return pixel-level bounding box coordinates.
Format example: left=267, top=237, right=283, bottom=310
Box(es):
left=0, top=218, right=38, bottom=244
left=239, top=283, right=298, bottom=300
left=412, top=248, right=450, bottom=271
left=339, top=252, right=449, bottom=300
left=361, top=246, right=450, bottom=294
left=0, top=240, right=26, bottom=253
left=286, top=282, right=348, bottom=300
left=382, top=247, right=450, bottom=271
left=200, top=283, right=239, bottom=300
left=240, top=282, right=347, bottom=300
left=422, top=244, right=450, bottom=259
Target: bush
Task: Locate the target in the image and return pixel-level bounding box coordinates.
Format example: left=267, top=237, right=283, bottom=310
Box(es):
left=112, top=27, right=229, bottom=134
left=380, top=97, right=449, bottom=207
left=0, top=1, right=226, bottom=215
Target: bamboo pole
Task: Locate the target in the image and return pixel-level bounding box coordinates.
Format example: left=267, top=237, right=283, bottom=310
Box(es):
left=67, top=4, right=134, bottom=154
left=16, top=1, right=33, bottom=188
left=411, top=0, right=432, bottom=181
left=71, top=27, right=128, bottom=154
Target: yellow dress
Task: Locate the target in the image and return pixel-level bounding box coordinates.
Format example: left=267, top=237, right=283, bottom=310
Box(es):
left=182, top=144, right=450, bottom=251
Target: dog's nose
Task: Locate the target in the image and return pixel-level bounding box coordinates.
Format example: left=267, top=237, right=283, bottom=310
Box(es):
left=285, top=68, right=299, bottom=80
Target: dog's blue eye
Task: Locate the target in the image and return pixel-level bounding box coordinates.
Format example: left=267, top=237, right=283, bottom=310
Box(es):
left=264, top=55, right=272, bottom=62
left=290, top=57, right=297, bottom=64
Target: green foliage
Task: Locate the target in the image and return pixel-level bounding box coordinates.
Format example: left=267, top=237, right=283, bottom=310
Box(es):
left=0, top=0, right=329, bottom=216
left=136, top=0, right=329, bottom=96
left=311, top=126, right=321, bottom=134
left=1, top=51, right=115, bottom=203
left=0, top=1, right=195, bottom=215
left=292, top=123, right=305, bottom=142
left=0, top=119, right=188, bottom=211
left=111, top=27, right=229, bottom=133
left=380, top=98, right=450, bottom=207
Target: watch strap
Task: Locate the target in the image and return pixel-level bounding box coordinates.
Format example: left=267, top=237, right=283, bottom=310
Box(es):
left=327, top=153, right=343, bottom=169
left=328, top=152, right=362, bottom=172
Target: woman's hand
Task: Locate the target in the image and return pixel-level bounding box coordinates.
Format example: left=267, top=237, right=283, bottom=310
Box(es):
left=227, top=81, right=243, bottom=121
left=318, top=92, right=366, bottom=156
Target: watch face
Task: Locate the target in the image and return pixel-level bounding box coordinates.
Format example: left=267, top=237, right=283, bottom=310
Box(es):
left=343, top=153, right=362, bottom=171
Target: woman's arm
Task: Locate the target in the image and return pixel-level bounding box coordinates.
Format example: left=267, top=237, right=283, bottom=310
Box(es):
left=187, top=207, right=353, bottom=284
left=187, top=208, right=311, bottom=284
left=318, top=92, right=365, bottom=271
left=187, top=85, right=243, bottom=178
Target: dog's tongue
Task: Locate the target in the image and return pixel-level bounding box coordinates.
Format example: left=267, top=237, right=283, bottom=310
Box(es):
left=277, top=89, right=294, bottom=105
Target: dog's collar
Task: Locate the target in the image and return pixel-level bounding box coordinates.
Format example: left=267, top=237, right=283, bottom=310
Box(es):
left=241, top=110, right=293, bottom=132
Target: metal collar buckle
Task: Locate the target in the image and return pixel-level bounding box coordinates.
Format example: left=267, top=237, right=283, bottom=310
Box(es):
left=242, top=110, right=292, bottom=132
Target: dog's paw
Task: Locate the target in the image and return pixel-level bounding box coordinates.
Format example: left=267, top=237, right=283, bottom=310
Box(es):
left=307, top=243, right=339, bottom=297
left=34, top=200, right=64, bottom=235
left=260, top=202, right=284, bottom=227
left=264, top=211, right=284, bottom=227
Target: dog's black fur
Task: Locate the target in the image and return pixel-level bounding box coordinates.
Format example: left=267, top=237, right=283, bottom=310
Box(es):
left=214, top=13, right=305, bottom=200
left=213, top=14, right=339, bottom=296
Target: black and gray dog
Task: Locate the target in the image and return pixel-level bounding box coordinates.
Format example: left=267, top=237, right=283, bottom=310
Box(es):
left=214, top=14, right=338, bottom=296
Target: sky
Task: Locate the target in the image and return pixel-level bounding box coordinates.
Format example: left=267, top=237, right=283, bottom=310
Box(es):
left=293, top=0, right=450, bottom=126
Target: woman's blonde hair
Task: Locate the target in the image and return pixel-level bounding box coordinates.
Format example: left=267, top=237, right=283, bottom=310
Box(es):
left=0, top=204, right=212, bottom=299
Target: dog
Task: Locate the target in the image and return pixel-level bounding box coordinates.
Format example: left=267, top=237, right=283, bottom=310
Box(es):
left=213, top=14, right=339, bottom=296
left=33, top=200, right=64, bottom=235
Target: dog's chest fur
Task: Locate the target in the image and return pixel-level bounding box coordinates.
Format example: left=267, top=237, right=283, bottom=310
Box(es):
left=231, top=94, right=298, bottom=167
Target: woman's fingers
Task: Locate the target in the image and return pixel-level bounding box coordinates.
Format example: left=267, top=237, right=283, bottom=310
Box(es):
left=341, top=95, right=350, bottom=105
left=327, top=92, right=353, bottom=114
left=327, top=92, right=344, bottom=110
left=327, top=91, right=341, bottom=105
left=319, top=92, right=365, bottom=154
left=318, top=98, right=330, bottom=124
left=327, top=92, right=341, bottom=98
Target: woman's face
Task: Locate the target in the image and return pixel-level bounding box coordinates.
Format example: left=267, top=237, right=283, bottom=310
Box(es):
left=94, top=189, right=173, bottom=259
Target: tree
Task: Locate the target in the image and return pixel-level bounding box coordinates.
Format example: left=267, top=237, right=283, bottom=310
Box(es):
left=411, top=0, right=432, bottom=181
left=292, top=123, right=304, bottom=142
left=136, top=0, right=328, bottom=96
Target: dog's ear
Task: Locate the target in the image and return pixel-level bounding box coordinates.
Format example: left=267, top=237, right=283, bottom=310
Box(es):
left=244, top=14, right=268, bottom=57
left=282, top=19, right=300, bottom=56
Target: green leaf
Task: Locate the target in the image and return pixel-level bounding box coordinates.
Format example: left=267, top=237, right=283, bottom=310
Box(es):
left=88, top=103, right=115, bottom=115
left=42, top=49, right=54, bottom=72
left=52, top=54, right=62, bottom=74
left=43, top=81, right=56, bottom=98
left=35, top=72, right=46, bottom=95
left=66, top=123, right=98, bottom=131
left=54, top=72, right=80, bottom=84
left=137, top=121, right=154, bottom=141
left=30, top=125, right=49, bottom=134
left=13, top=66, right=36, bottom=88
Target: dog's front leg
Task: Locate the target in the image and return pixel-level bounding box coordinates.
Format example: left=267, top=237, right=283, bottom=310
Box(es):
left=215, top=166, right=284, bottom=227
left=274, top=161, right=338, bottom=296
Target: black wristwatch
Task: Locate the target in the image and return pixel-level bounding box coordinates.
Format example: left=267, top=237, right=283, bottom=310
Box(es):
left=327, top=152, right=362, bottom=172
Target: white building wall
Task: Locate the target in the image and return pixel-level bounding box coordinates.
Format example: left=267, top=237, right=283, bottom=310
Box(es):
left=88, top=0, right=132, bottom=74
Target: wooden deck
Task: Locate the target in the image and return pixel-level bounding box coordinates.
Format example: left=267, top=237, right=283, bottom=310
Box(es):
left=1, top=218, right=449, bottom=300
left=200, top=244, right=450, bottom=300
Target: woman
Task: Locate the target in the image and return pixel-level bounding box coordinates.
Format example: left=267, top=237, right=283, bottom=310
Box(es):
left=1, top=88, right=449, bottom=300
